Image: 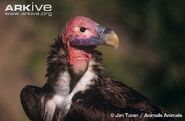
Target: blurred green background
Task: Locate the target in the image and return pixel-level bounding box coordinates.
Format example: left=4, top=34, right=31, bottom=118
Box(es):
left=0, top=0, right=185, bottom=121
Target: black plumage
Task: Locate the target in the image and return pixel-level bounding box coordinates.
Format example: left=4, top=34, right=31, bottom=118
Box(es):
left=20, top=36, right=174, bottom=121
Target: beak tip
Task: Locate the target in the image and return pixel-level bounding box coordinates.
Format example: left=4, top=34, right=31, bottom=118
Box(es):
left=103, top=31, right=119, bottom=49
left=113, top=32, right=119, bottom=49
left=97, top=26, right=119, bottom=49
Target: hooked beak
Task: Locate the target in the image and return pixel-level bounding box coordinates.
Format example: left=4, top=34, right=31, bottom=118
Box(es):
left=97, top=26, right=119, bottom=49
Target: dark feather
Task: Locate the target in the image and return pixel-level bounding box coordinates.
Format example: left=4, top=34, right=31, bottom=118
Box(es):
left=46, top=35, right=69, bottom=83
left=21, top=36, right=68, bottom=121
left=20, top=36, right=174, bottom=121
left=64, top=78, right=174, bottom=121
left=20, top=85, right=42, bottom=121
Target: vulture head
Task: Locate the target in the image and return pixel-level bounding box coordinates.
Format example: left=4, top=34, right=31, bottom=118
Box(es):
left=63, top=16, right=119, bottom=49
left=61, top=16, right=119, bottom=75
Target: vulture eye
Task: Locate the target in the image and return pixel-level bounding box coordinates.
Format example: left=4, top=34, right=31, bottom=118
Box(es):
left=80, top=27, right=86, bottom=33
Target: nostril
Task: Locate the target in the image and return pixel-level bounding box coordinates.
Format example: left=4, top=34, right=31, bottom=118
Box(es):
left=97, top=26, right=112, bottom=35
left=103, top=27, right=112, bottom=34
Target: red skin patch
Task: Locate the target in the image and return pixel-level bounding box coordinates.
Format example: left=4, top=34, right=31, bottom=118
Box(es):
left=68, top=47, right=92, bottom=65
left=68, top=46, right=93, bottom=73
left=61, top=16, right=97, bottom=72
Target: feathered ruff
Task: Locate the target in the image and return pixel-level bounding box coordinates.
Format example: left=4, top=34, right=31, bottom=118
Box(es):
left=21, top=36, right=69, bottom=121
left=46, top=35, right=69, bottom=83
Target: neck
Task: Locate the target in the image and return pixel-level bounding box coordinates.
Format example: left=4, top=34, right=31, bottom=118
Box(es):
left=68, top=46, right=93, bottom=75
left=46, top=36, right=103, bottom=91
left=43, top=36, right=104, bottom=120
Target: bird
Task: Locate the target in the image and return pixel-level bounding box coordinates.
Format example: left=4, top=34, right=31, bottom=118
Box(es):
left=20, top=16, right=174, bottom=121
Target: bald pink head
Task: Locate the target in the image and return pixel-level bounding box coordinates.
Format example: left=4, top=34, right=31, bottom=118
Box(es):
left=61, top=16, right=119, bottom=71
left=66, top=16, right=98, bottom=32
left=62, top=16, right=100, bottom=46
left=62, top=16, right=119, bottom=48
